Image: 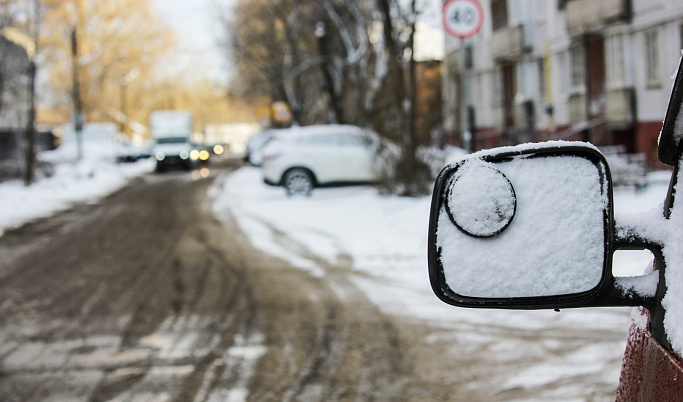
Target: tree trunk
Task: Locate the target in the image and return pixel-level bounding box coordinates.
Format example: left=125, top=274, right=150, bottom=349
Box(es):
left=24, top=59, right=36, bottom=186
left=317, top=20, right=344, bottom=124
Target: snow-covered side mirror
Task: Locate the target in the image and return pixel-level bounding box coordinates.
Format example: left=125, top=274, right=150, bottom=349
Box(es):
left=427, top=142, right=641, bottom=310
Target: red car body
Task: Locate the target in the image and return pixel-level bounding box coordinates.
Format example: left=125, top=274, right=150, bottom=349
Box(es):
left=618, top=322, right=683, bottom=401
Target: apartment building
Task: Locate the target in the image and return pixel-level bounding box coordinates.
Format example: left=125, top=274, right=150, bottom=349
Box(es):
left=442, top=0, right=683, bottom=167
left=0, top=35, right=30, bottom=172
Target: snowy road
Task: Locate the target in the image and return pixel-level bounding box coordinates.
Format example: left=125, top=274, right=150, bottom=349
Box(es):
left=0, top=166, right=263, bottom=400
left=0, top=158, right=666, bottom=400
left=0, top=162, right=459, bottom=401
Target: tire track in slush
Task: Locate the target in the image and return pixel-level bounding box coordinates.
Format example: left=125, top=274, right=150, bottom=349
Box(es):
left=1, top=163, right=462, bottom=401
left=0, top=164, right=266, bottom=401
left=240, top=216, right=410, bottom=401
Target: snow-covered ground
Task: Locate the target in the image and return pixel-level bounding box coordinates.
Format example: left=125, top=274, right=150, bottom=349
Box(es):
left=0, top=146, right=674, bottom=397
left=210, top=164, right=672, bottom=397
left=0, top=151, right=670, bottom=323
left=0, top=144, right=155, bottom=237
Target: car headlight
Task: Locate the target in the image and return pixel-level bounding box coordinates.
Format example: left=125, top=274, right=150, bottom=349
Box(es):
left=180, top=150, right=190, bottom=160
left=213, top=145, right=224, bottom=155
left=199, top=150, right=210, bottom=161
left=155, top=151, right=165, bottom=161
left=190, top=149, right=200, bottom=160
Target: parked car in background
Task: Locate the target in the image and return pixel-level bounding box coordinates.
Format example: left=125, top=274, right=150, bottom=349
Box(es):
left=260, top=125, right=385, bottom=196
left=45, top=123, right=123, bottom=164
left=244, top=131, right=274, bottom=166
left=116, top=138, right=153, bottom=163
left=192, top=145, right=211, bottom=165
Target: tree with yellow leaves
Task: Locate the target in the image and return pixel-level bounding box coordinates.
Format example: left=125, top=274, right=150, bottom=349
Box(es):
left=38, top=0, right=175, bottom=133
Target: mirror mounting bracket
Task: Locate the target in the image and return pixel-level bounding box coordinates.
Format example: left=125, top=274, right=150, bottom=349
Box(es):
left=610, top=223, right=663, bottom=311
left=614, top=223, right=663, bottom=251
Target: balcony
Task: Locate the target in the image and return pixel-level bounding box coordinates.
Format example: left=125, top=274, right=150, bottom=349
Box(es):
left=566, top=0, right=631, bottom=36
left=606, top=87, right=634, bottom=130
left=491, top=25, right=528, bottom=61
left=569, top=92, right=587, bottom=123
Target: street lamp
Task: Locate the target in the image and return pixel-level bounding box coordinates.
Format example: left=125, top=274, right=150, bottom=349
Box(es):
left=2, top=26, right=37, bottom=186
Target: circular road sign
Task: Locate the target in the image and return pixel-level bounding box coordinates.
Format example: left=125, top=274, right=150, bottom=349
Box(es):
left=442, top=0, right=484, bottom=39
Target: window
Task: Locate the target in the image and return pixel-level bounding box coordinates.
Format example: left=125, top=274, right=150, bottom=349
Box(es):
left=606, top=34, right=625, bottom=86
left=491, top=0, right=508, bottom=31
left=535, top=0, right=546, bottom=20
left=558, top=51, right=569, bottom=95
left=516, top=62, right=527, bottom=98
left=570, top=43, right=585, bottom=88
left=492, top=67, right=503, bottom=105
left=156, top=137, right=188, bottom=144
left=538, top=59, right=546, bottom=105
left=305, top=134, right=338, bottom=146
left=338, top=133, right=365, bottom=147
left=645, top=28, right=660, bottom=87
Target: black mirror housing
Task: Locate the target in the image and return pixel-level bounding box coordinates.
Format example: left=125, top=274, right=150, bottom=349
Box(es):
left=428, top=142, right=624, bottom=310
left=658, top=59, right=683, bottom=166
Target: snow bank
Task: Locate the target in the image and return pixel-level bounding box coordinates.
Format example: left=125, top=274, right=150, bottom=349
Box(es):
left=0, top=145, right=154, bottom=236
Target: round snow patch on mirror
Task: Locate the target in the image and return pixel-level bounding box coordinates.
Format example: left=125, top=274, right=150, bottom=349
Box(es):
left=446, top=163, right=516, bottom=238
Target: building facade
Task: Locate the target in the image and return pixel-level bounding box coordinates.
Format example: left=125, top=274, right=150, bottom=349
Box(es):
left=0, top=35, right=31, bottom=179
left=442, top=0, right=683, bottom=167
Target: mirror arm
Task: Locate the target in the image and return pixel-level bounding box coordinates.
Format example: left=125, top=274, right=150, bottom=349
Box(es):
left=596, top=281, right=653, bottom=309
left=604, top=223, right=663, bottom=311
left=613, top=223, right=663, bottom=251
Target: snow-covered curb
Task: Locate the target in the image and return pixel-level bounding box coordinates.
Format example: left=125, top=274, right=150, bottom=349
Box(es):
left=0, top=157, right=154, bottom=237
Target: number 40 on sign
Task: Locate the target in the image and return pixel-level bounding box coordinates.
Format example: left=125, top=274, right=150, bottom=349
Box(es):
left=442, top=0, right=484, bottom=39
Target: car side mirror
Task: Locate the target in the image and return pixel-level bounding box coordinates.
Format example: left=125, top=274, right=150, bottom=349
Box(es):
left=428, top=142, right=655, bottom=310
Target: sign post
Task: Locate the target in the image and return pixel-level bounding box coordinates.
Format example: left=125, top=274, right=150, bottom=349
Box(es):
left=442, top=0, right=483, bottom=152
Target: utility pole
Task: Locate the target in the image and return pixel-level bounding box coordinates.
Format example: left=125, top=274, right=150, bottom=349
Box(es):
left=71, top=28, right=83, bottom=161
left=25, top=0, right=39, bottom=185
left=119, top=82, right=127, bottom=134
left=460, top=38, right=471, bottom=152
left=442, top=0, right=484, bottom=152
left=315, top=20, right=343, bottom=123
left=72, top=0, right=85, bottom=161
left=25, top=54, right=36, bottom=185
left=407, top=0, right=418, bottom=173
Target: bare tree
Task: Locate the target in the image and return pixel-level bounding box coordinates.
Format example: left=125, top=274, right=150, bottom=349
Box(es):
left=225, top=0, right=434, bottom=195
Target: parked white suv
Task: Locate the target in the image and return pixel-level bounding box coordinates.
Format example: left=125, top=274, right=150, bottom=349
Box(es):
left=244, top=131, right=274, bottom=166
left=261, top=125, right=384, bottom=196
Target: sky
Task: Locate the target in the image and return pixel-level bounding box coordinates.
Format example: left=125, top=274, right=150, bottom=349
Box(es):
left=152, top=0, right=235, bottom=85
left=151, top=0, right=446, bottom=84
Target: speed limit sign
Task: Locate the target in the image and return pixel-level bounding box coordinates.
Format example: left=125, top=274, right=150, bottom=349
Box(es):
left=442, top=0, right=484, bottom=39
